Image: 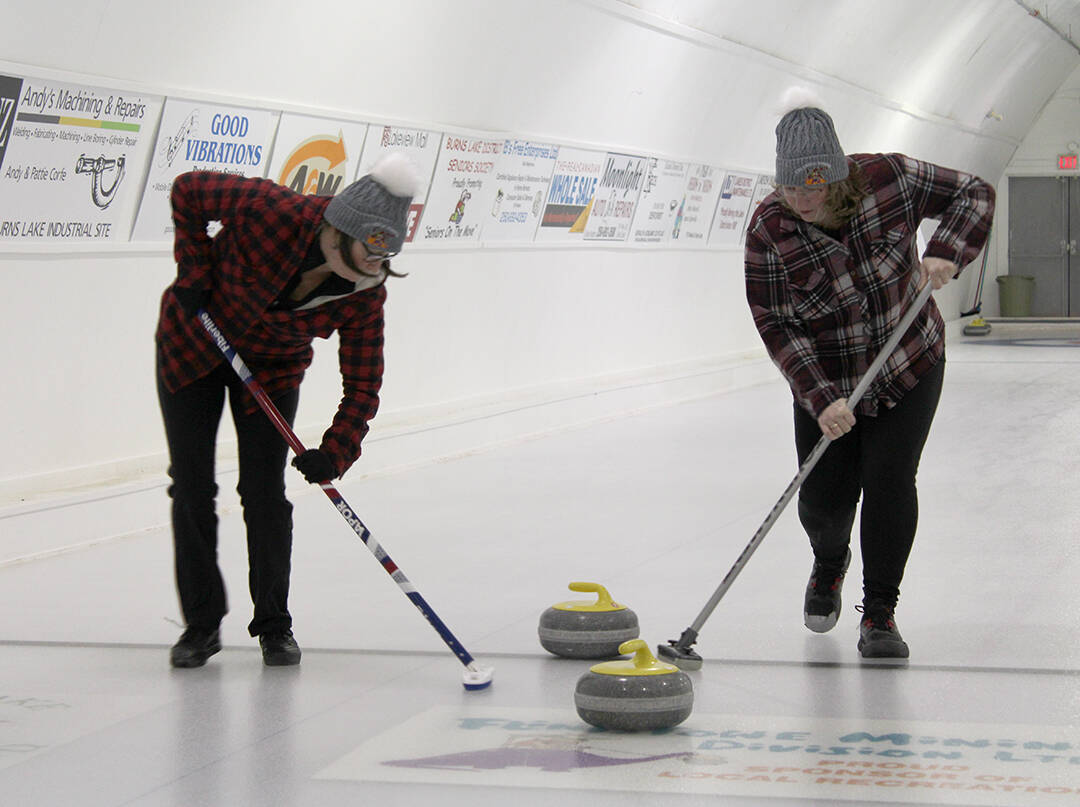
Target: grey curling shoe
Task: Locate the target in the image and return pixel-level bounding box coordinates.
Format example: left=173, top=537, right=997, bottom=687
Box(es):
left=857, top=599, right=910, bottom=660
left=803, top=549, right=851, bottom=633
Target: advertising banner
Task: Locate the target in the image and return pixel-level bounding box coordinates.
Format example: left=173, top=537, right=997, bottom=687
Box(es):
left=0, top=73, right=161, bottom=243
left=358, top=124, right=441, bottom=244
left=413, top=133, right=502, bottom=247
left=671, top=162, right=722, bottom=247
left=708, top=170, right=757, bottom=247
left=265, top=113, right=368, bottom=197
left=583, top=151, right=647, bottom=243
left=535, top=146, right=604, bottom=243
left=480, top=139, right=558, bottom=243
left=629, top=157, right=689, bottom=245
left=131, top=98, right=275, bottom=242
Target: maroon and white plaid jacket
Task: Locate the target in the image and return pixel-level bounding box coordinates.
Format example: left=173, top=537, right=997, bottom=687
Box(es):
left=156, top=171, right=386, bottom=476
left=744, top=153, right=995, bottom=419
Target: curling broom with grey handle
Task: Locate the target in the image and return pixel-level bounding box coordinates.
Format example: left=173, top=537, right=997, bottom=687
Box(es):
left=658, top=281, right=935, bottom=669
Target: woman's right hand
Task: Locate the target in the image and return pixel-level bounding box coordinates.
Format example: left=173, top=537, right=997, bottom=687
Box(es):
left=818, top=399, right=855, bottom=440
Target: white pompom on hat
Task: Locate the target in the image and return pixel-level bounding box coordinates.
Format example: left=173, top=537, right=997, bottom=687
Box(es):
left=324, top=151, right=422, bottom=253
left=774, top=86, right=848, bottom=187
left=776, top=86, right=827, bottom=117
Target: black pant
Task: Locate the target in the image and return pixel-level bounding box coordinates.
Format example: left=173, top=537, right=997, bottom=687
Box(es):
left=794, top=360, right=944, bottom=608
left=158, top=363, right=300, bottom=637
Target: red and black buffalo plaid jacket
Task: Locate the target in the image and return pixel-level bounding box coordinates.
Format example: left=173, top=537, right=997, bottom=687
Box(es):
left=745, top=153, right=995, bottom=420
left=156, top=171, right=386, bottom=477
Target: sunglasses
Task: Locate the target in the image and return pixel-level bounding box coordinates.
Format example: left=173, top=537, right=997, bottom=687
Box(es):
left=363, top=230, right=398, bottom=260
left=338, top=230, right=397, bottom=273
left=364, top=246, right=397, bottom=261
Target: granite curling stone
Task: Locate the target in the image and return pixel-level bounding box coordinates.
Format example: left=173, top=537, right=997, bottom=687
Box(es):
left=574, top=639, right=694, bottom=731
left=538, top=582, right=639, bottom=659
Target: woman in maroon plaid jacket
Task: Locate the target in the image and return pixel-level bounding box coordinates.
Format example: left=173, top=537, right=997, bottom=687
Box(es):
left=744, top=94, right=995, bottom=660
left=156, top=153, right=419, bottom=669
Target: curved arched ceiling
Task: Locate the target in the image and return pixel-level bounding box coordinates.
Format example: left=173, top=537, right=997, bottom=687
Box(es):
left=620, top=0, right=1080, bottom=171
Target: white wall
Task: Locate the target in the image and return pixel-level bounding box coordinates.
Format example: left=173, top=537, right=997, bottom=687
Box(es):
left=1007, top=64, right=1080, bottom=175
left=0, top=0, right=1074, bottom=517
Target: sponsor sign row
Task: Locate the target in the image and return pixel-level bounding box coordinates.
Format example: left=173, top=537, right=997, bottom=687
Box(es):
left=0, top=71, right=774, bottom=248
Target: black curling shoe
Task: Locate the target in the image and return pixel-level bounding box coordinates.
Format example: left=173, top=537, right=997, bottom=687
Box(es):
left=260, top=629, right=301, bottom=666
left=857, top=599, right=910, bottom=660
left=803, top=549, right=851, bottom=633
left=170, top=627, right=222, bottom=668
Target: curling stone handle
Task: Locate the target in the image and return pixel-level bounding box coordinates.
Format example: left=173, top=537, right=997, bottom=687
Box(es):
left=568, top=581, right=615, bottom=609
left=620, top=639, right=652, bottom=669
left=614, top=639, right=678, bottom=674
left=590, top=639, right=680, bottom=675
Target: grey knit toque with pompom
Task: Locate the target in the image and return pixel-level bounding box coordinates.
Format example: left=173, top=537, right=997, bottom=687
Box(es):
left=775, top=107, right=848, bottom=187
left=324, top=151, right=420, bottom=253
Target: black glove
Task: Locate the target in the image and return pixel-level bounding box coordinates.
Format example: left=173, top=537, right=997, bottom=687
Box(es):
left=173, top=286, right=211, bottom=318
left=291, top=449, right=337, bottom=483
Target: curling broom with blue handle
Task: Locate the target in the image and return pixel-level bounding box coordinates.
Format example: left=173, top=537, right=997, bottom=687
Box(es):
left=198, top=309, right=493, bottom=690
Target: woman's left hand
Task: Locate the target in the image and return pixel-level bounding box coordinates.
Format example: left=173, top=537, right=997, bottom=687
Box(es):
left=920, top=257, right=958, bottom=290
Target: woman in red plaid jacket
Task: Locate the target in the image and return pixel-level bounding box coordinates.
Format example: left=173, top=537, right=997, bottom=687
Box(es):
left=744, top=91, right=995, bottom=660
left=156, top=153, right=420, bottom=669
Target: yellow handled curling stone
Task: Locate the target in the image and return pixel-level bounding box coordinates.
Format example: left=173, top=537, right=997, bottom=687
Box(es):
left=538, top=582, right=639, bottom=659
left=574, top=639, right=694, bottom=730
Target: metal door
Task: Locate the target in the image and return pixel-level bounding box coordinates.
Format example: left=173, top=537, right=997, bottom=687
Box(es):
left=1070, top=178, right=1080, bottom=315
left=1008, top=176, right=1069, bottom=316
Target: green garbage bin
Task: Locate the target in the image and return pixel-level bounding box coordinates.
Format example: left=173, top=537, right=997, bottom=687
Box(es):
left=996, top=275, right=1034, bottom=317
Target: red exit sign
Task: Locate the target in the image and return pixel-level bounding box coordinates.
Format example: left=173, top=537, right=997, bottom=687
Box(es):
left=1060, top=154, right=1078, bottom=170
